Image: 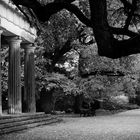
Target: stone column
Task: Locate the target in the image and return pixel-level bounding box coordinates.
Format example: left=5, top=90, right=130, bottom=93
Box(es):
left=23, top=44, right=36, bottom=113
left=8, top=37, right=22, bottom=114
left=0, top=30, right=3, bottom=115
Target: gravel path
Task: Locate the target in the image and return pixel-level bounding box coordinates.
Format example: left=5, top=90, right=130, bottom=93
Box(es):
left=1, top=109, right=140, bottom=140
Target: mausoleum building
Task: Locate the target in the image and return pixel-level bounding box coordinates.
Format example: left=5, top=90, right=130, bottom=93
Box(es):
left=0, top=0, right=37, bottom=114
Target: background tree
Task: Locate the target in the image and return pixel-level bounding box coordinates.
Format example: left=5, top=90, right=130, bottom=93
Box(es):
left=10, top=0, right=140, bottom=58
left=7, top=0, right=140, bottom=112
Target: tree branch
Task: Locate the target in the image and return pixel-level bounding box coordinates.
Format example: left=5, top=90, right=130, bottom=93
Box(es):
left=11, top=0, right=92, bottom=26
left=52, top=39, right=72, bottom=66
left=11, top=0, right=140, bottom=59
left=108, top=35, right=140, bottom=58
left=124, top=0, right=137, bottom=29
left=54, top=0, right=75, bottom=3
left=11, top=0, right=41, bottom=9
left=88, top=0, right=140, bottom=59
left=44, top=38, right=73, bottom=67
left=33, top=3, right=92, bottom=26
left=109, top=26, right=138, bottom=37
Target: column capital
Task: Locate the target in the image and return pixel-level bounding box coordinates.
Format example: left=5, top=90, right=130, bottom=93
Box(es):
left=7, top=36, right=22, bottom=44
left=0, top=30, right=3, bottom=35
left=23, top=43, right=36, bottom=53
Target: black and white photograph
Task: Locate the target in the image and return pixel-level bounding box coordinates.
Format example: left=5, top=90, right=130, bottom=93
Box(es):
left=0, top=0, right=140, bottom=139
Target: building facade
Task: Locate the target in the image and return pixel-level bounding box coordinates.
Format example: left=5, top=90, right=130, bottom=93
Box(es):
left=0, top=0, right=37, bottom=114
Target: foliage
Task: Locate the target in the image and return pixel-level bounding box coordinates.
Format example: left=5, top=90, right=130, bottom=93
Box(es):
left=75, top=73, right=139, bottom=102
left=35, top=71, right=79, bottom=95
left=1, top=45, right=25, bottom=94
left=1, top=46, right=8, bottom=93
left=10, top=0, right=140, bottom=58
left=107, top=0, right=125, bottom=27
left=102, top=98, right=139, bottom=111
left=77, top=76, right=105, bottom=99
left=5, top=0, right=140, bottom=111
left=36, top=9, right=79, bottom=66
left=79, top=44, right=125, bottom=75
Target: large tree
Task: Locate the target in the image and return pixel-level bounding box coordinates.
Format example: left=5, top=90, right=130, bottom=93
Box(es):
left=10, top=0, right=140, bottom=58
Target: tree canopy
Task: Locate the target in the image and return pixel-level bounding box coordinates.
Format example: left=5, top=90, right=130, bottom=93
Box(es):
left=10, top=0, right=140, bottom=59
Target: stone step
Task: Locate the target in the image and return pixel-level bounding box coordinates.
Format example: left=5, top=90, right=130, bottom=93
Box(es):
left=0, top=113, right=49, bottom=124
left=0, top=113, right=61, bottom=135
left=0, top=116, right=56, bottom=129
left=0, top=112, right=45, bottom=120
left=0, top=118, right=61, bottom=135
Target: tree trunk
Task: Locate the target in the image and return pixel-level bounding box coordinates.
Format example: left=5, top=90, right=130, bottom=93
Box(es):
left=89, top=0, right=140, bottom=59
left=40, top=89, right=54, bottom=113
left=89, top=0, right=114, bottom=55
left=74, top=94, right=83, bottom=113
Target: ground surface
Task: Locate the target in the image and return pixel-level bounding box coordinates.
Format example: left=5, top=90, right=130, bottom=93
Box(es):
left=1, top=109, right=140, bottom=140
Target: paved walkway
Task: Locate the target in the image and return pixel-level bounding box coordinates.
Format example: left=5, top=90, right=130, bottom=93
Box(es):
left=1, top=109, right=140, bottom=140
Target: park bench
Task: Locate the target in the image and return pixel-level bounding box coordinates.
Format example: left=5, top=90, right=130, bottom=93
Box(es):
left=79, top=108, right=91, bottom=117
left=80, top=99, right=100, bottom=117
left=79, top=108, right=96, bottom=117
